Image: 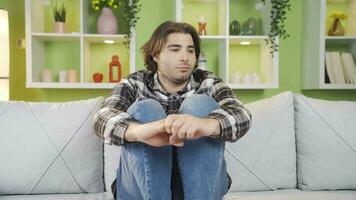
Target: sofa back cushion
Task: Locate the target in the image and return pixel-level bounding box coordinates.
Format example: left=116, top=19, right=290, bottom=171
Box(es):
left=225, top=91, right=297, bottom=192
left=294, top=94, right=356, bottom=190
left=0, top=98, right=104, bottom=194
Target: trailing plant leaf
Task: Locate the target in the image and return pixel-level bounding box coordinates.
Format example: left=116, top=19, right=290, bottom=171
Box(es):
left=261, top=0, right=291, bottom=54
left=122, top=0, right=141, bottom=47
left=51, top=0, right=66, bottom=22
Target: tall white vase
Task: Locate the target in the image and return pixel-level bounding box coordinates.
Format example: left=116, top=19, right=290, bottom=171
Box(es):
left=97, top=8, right=118, bottom=34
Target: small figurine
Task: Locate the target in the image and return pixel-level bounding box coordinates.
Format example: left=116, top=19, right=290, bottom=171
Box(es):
left=198, top=16, right=207, bottom=36
left=109, top=55, right=122, bottom=82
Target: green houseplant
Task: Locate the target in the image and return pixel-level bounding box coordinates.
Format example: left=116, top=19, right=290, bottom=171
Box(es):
left=91, top=0, right=141, bottom=44
left=51, top=0, right=67, bottom=33
left=261, top=0, right=291, bottom=53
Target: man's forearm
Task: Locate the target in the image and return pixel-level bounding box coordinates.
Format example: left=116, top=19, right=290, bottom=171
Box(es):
left=124, top=122, right=140, bottom=142
left=124, top=119, right=166, bottom=142
left=205, top=118, right=221, bottom=137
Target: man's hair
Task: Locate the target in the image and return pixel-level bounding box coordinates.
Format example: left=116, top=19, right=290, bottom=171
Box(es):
left=141, top=21, right=201, bottom=72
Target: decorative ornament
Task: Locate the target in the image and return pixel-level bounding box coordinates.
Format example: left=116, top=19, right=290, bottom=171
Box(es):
left=109, top=55, right=122, bottom=82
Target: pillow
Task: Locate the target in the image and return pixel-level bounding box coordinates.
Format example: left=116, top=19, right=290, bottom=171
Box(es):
left=104, top=144, right=121, bottom=193
left=225, top=91, right=297, bottom=192
left=294, top=94, right=356, bottom=190
left=0, top=97, right=104, bottom=194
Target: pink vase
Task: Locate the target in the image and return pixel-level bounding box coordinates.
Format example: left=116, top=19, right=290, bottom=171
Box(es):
left=53, top=22, right=66, bottom=33
left=97, top=7, right=118, bottom=34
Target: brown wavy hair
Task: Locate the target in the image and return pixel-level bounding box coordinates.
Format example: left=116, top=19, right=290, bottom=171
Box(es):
left=141, top=21, right=201, bottom=72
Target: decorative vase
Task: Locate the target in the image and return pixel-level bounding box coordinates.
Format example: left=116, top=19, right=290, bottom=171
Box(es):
left=97, top=7, right=118, bottom=34
left=53, top=22, right=66, bottom=33
left=229, top=20, right=241, bottom=35
left=241, top=17, right=257, bottom=35
left=328, top=18, right=345, bottom=36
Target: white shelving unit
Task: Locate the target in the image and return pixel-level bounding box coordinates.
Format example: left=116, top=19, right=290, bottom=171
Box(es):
left=302, top=0, right=356, bottom=89
left=176, top=0, right=279, bottom=89
left=25, top=0, right=136, bottom=89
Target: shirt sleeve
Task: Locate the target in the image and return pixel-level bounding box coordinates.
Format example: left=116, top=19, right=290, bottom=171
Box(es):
left=93, top=78, right=137, bottom=146
left=207, top=77, right=252, bottom=142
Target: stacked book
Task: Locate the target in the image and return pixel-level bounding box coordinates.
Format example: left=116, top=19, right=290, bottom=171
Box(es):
left=325, top=52, right=356, bottom=84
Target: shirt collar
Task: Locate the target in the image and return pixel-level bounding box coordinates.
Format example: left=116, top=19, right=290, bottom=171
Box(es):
left=150, top=70, right=200, bottom=96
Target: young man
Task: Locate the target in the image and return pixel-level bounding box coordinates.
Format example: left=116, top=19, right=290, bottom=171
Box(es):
left=93, top=21, right=251, bottom=200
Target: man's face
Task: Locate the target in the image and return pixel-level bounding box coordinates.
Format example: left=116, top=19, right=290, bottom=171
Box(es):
left=154, top=33, right=197, bottom=85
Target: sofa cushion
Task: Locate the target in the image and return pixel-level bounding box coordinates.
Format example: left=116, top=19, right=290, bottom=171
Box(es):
left=104, top=144, right=121, bottom=193
left=0, top=98, right=104, bottom=194
left=0, top=192, right=113, bottom=200
left=224, top=189, right=356, bottom=200
left=294, top=94, right=356, bottom=190
left=225, top=91, right=296, bottom=192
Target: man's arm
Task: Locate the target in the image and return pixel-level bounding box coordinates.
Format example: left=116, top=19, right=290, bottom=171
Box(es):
left=93, top=79, right=137, bottom=145
left=93, top=78, right=183, bottom=147
left=165, top=77, right=251, bottom=143
left=207, top=78, right=252, bottom=142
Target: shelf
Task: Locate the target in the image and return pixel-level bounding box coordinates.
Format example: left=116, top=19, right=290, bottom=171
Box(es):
left=228, top=35, right=269, bottom=40
left=32, top=33, right=81, bottom=41
left=26, top=82, right=117, bottom=89
left=228, top=83, right=277, bottom=89
left=227, top=37, right=277, bottom=87
left=325, top=0, right=356, bottom=36
left=200, top=35, right=227, bottom=40
left=83, top=36, right=130, bottom=83
left=320, top=83, right=356, bottom=89
left=229, top=0, right=270, bottom=36
left=176, top=0, right=278, bottom=89
left=25, top=0, right=136, bottom=88
left=30, top=0, right=81, bottom=33
left=302, top=0, right=356, bottom=89
left=178, top=0, right=227, bottom=36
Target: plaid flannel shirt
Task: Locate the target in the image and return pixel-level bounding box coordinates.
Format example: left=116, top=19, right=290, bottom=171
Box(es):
left=93, top=69, right=251, bottom=146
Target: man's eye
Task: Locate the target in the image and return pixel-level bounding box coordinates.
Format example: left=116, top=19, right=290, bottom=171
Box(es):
left=188, top=49, right=195, bottom=53
left=170, top=48, right=179, bottom=52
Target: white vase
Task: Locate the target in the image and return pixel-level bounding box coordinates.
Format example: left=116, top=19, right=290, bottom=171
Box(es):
left=53, top=22, right=66, bottom=33
left=97, top=8, right=118, bottom=34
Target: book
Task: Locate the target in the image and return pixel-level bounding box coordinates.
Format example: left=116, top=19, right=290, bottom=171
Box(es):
left=341, top=53, right=356, bottom=84
left=330, top=52, right=346, bottom=84
left=325, top=52, right=335, bottom=83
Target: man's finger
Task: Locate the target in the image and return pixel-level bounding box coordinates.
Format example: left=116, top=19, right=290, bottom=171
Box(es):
left=165, top=114, right=177, bottom=134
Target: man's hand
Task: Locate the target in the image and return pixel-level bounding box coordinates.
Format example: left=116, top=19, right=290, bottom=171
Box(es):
left=125, top=119, right=184, bottom=147
left=164, top=114, right=220, bottom=143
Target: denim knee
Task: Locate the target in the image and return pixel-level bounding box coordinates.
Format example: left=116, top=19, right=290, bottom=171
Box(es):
left=127, top=99, right=166, bottom=123
left=179, top=94, right=220, bottom=118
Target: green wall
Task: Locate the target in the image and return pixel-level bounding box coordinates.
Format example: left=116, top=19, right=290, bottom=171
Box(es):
left=1, top=0, right=356, bottom=103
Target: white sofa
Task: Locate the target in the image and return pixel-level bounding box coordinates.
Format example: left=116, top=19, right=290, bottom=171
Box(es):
left=0, top=91, right=355, bottom=200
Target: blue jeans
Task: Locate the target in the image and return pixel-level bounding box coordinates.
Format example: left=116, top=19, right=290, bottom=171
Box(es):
left=116, top=95, right=228, bottom=200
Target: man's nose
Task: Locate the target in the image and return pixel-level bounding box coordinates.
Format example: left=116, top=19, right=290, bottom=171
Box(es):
left=179, top=50, right=189, bottom=61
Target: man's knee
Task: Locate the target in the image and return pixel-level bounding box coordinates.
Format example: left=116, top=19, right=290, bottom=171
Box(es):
left=179, top=94, right=219, bottom=117
left=127, top=99, right=166, bottom=123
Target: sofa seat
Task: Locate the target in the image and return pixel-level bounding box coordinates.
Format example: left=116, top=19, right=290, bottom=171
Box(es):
left=224, top=189, right=356, bottom=200
left=0, top=192, right=114, bottom=200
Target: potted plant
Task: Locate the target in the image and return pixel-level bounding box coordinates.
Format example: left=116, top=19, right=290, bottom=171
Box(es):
left=91, top=0, right=141, bottom=43
left=51, top=0, right=67, bottom=33
left=261, top=0, right=291, bottom=54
